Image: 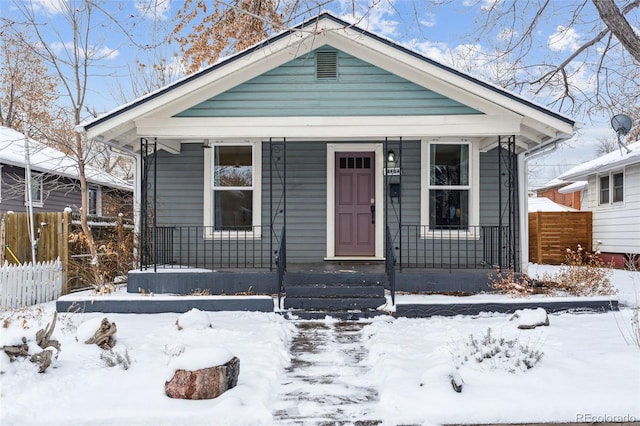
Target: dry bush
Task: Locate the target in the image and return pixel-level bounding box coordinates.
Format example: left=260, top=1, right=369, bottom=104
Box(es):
left=489, top=268, right=534, bottom=296
left=541, top=244, right=615, bottom=296
left=67, top=216, right=136, bottom=292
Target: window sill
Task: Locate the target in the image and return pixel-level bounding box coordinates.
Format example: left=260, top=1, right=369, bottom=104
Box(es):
left=24, top=201, right=44, bottom=208
left=203, top=231, right=262, bottom=241
left=419, top=229, right=480, bottom=240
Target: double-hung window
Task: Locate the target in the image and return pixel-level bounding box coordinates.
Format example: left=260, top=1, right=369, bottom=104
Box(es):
left=204, top=142, right=261, bottom=237
left=599, top=171, right=624, bottom=205
left=429, top=143, right=470, bottom=229
left=421, top=141, right=478, bottom=238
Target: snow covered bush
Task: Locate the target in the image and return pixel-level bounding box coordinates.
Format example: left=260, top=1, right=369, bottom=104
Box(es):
left=541, top=244, right=615, bottom=296
left=453, top=328, right=543, bottom=373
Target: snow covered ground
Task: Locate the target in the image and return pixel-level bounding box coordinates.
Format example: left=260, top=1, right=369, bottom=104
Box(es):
left=1, top=268, right=639, bottom=425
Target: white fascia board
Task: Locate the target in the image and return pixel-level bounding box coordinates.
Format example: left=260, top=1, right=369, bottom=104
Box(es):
left=87, top=29, right=322, bottom=142
left=135, top=115, right=522, bottom=139
left=327, top=27, right=575, bottom=138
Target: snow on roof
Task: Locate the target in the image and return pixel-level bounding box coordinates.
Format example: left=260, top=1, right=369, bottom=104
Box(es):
left=527, top=197, right=577, bottom=212
left=558, top=141, right=640, bottom=180
left=0, top=126, right=132, bottom=191
left=558, top=180, right=587, bottom=194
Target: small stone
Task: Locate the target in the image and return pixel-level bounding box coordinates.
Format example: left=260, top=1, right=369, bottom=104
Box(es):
left=165, top=356, right=240, bottom=400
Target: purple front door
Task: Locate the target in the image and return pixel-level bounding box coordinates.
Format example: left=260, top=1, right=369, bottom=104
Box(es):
left=335, top=152, right=375, bottom=256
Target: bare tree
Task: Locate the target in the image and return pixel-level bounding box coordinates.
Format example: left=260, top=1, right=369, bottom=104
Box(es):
left=0, top=30, right=59, bottom=136
left=171, top=0, right=311, bottom=73
left=453, top=0, right=640, bottom=119
left=595, top=136, right=620, bottom=155
left=5, top=0, right=139, bottom=292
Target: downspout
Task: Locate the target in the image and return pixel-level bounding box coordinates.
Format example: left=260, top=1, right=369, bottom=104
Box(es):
left=518, top=137, right=564, bottom=272
left=23, top=127, right=37, bottom=264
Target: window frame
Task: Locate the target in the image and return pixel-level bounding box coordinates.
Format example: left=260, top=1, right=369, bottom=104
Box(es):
left=24, top=171, right=44, bottom=208
left=598, top=170, right=624, bottom=206
left=88, top=186, right=102, bottom=216
left=420, top=140, right=480, bottom=239
left=203, top=141, right=262, bottom=239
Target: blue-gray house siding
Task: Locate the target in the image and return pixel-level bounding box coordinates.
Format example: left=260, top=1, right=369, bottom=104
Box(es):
left=175, top=47, right=482, bottom=118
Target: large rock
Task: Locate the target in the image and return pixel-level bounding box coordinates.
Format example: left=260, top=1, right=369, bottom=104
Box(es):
left=165, top=356, right=240, bottom=399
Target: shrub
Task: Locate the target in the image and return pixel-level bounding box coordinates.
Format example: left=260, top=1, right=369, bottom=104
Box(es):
left=452, top=327, right=543, bottom=373
left=489, top=268, right=534, bottom=296
left=541, top=244, right=615, bottom=296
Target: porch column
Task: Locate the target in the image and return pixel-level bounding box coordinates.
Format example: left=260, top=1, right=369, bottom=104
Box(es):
left=498, top=135, right=519, bottom=271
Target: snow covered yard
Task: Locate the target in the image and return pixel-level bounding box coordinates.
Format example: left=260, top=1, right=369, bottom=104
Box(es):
left=1, top=267, right=638, bottom=425
left=362, top=310, right=640, bottom=424
left=0, top=306, right=295, bottom=425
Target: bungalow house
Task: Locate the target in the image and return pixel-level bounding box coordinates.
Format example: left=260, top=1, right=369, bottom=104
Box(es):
left=78, top=13, right=576, bottom=308
left=557, top=141, right=640, bottom=269
left=0, top=125, right=132, bottom=216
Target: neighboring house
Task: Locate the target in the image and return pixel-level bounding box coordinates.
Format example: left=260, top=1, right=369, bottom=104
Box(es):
left=534, top=177, right=586, bottom=210
left=79, top=13, right=576, bottom=300
left=0, top=125, right=133, bottom=216
left=558, top=141, right=640, bottom=268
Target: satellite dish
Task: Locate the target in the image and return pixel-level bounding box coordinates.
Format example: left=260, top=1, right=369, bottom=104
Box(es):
left=611, top=114, right=633, bottom=154
left=611, top=114, right=633, bottom=136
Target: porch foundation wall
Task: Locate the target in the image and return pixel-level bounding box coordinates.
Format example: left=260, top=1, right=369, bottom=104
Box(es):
left=396, top=269, right=495, bottom=294
left=128, top=271, right=278, bottom=295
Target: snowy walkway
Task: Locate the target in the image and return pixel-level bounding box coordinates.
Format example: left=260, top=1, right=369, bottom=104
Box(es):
left=273, top=321, right=381, bottom=424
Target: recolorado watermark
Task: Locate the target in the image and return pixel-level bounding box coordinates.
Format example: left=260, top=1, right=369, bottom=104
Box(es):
left=576, top=413, right=637, bottom=423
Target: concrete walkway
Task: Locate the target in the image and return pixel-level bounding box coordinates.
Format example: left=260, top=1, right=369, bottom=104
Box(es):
left=273, top=321, right=381, bottom=425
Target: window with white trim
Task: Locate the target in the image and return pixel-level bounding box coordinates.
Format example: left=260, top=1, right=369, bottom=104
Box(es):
left=428, top=143, right=470, bottom=229
left=599, top=171, right=623, bottom=205
left=204, top=142, right=261, bottom=236
left=25, top=171, right=44, bottom=206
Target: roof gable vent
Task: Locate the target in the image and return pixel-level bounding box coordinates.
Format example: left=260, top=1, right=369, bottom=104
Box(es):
left=316, top=51, right=337, bottom=80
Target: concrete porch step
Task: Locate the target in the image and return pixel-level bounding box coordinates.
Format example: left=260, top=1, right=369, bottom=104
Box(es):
left=285, top=284, right=385, bottom=299
left=278, top=309, right=388, bottom=320
left=284, top=271, right=385, bottom=286
left=283, top=296, right=387, bottom=310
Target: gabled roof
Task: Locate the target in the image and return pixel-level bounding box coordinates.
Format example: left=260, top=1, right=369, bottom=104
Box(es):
left=0, top=126, right=132, bottom=192
left=80, top=12, right=576, bottom=151
left=559, top=141, right=640, bottom=180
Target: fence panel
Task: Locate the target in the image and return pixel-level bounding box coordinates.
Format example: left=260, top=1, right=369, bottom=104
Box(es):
left=0, top=259, right=63, bottom=311
left=528, top=211, right=592, bottom=265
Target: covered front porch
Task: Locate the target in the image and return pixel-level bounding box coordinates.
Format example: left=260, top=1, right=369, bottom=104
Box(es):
left=134, top=136, right=520, bottom=306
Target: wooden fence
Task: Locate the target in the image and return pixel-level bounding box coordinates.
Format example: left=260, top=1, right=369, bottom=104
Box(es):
left=1, top=211, right=70, bottom=265
left=1, top=211, right=134, bottom=296
left=0, top=259, right=63, bottom=311
left=529, top=211, right=592, bottom=265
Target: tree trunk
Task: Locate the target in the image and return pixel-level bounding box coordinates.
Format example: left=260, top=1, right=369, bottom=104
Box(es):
left=592, top=0, right=640, bottom=63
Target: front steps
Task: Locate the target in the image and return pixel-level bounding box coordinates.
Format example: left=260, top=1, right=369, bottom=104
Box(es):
left=281, top=271, right=388, bottom=320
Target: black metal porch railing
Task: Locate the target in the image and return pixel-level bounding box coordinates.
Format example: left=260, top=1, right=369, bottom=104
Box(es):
left=275, top=226, right=286, bottom=309
left=399, top=225, right=509, bottom=270
left=385, top=225, right=396, bottom=305
left=147, top=226, right=273, bottom=270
